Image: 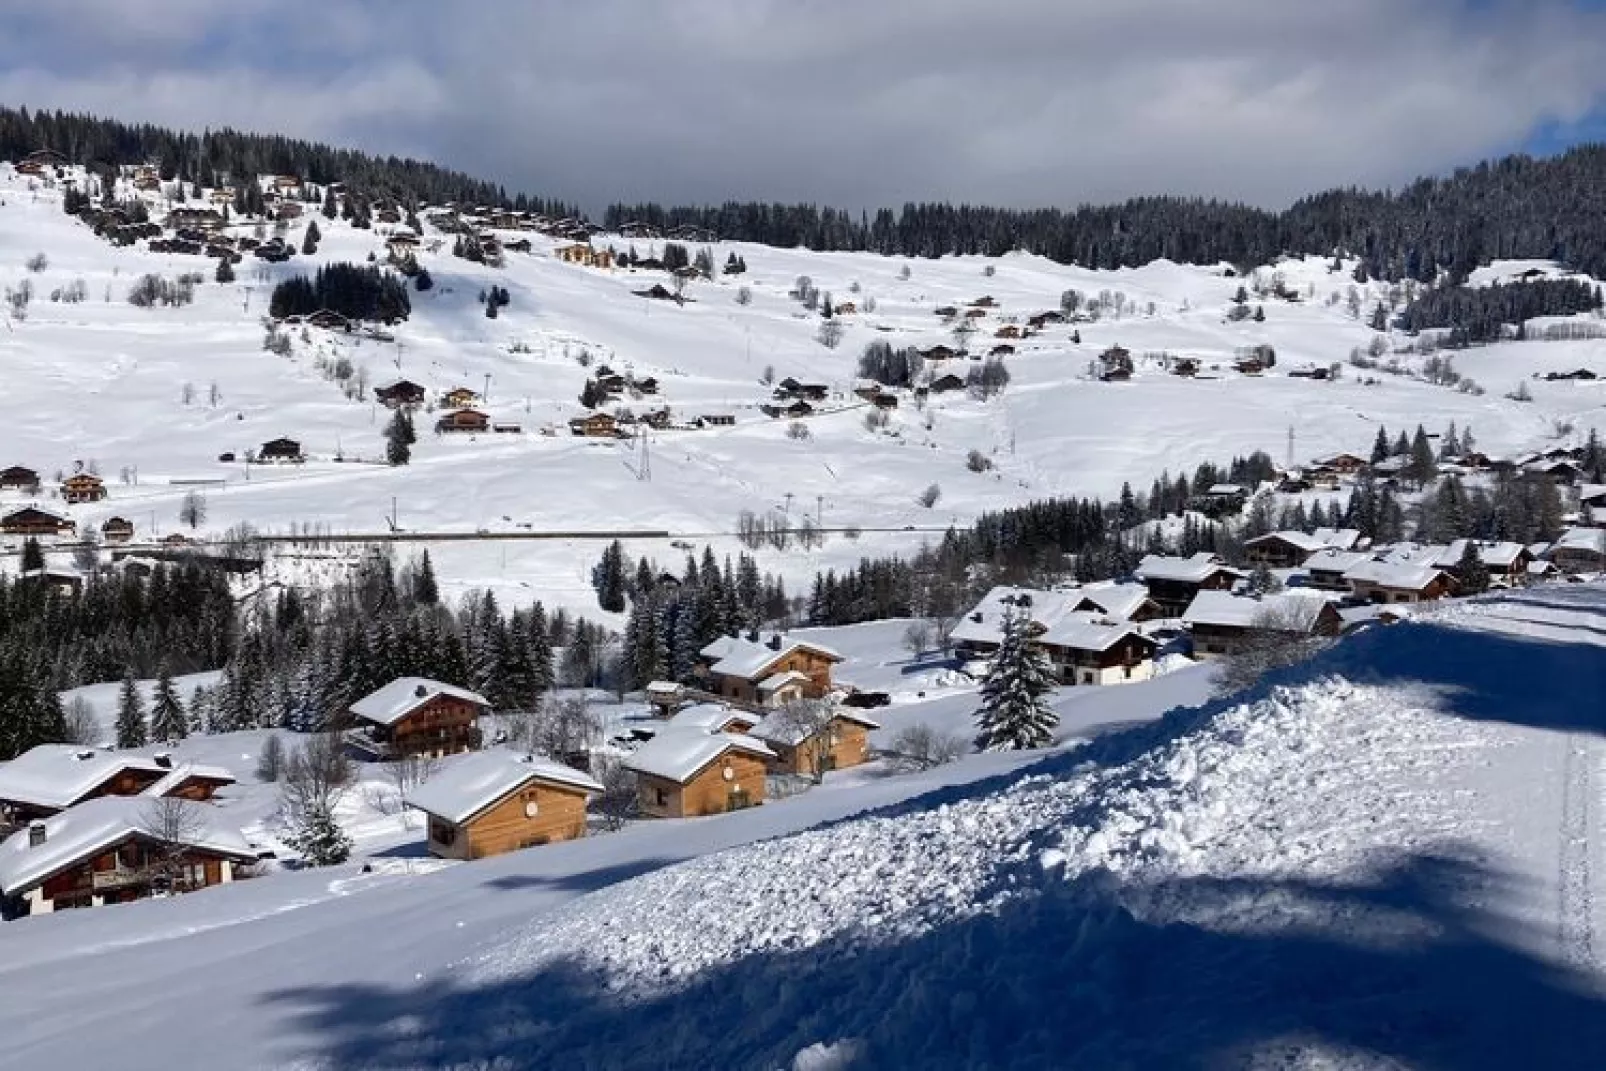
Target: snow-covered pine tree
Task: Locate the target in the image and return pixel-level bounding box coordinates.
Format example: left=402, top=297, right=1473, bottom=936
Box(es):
left=973, top=604, right=1059, bottom=752
left=285, top=803, right=352, bottom=866
left=115, top=672, right=148, bottom=749
left=149, top=665, right=188, bottom=742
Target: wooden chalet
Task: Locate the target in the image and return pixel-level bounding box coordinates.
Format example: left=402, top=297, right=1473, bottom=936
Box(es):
left=18, top=565, right=84, bottom=596
left=1304, top=550, right=1374, bottom=592
left=695, top=634, right=844, bottom=708
left=166, top=207, right=224, bottom=231
left=436, top=409, right=491, bottom=434
left=441, top=387, right=481, bottom=409
left=990, top=344, right=1016, bottom=357
left=556, top=244, right=614, bottom=269
left=61, top=473, right=106, bottom=503
left=1135, top=553, right=1244, bottom=616
left=994, top=325, right=1022, bottom=339
left=1429, top=541, right=1534, bottom=586
left=305, top=309, right=352, bottom=331
left=1183, top=590, right=1343, bottom=658
left=95, top=516, right=131, bottom=544
left=1244, top=529, right=1362, bottom=568
left=276, top=201, right=304, bottom=221
left=1, top=507, right=75, bottom=537
left=0, top=466, right=40, bottom=493
left=634, top=376, right=660, bottom=395
left=761, top=400, right=814, bottom=419
left=569, top=412, right=620, bottom=437
left=929, top=373, right=967, bottom=394
left=406, top=750, right=603, bottom=860
left=375, top=380, right=427, bottom=408
left=750, top=709, right=881, bottom=778
left=1098, top=346, right=1134, bottom=382
left=1315, top=453, right=1368, bottom=476
left=1171, top=357, right=1201, bottom=377
left=1550, top=528, right=1606, bottom=574
left=345, top=677, right=490, bottom=760
left=0, top=746, right=233, bottom=825
left=633, top=284, right=681, bottom=302
left=1027, top=310, right=1066, bottom=329
left=920, top=345, right=959, bottom=362
left=1342, top=560, right=1459, bottom=604
left=949, top=586, right=1160, bottom=686
left=775, top=378, right=829, bottom=402
left=256, top=438, right=304, bottom=463
left=0, top=797, right=255, bottom=918
left=872, top=393, right=899, bottom=410
left=697, top=413, right=736, bottom=427
left=624, top=729, right=774, bottom=818
left=834, top=302, right=857, bottom=315
left=969, top=296, right=998, bottom=308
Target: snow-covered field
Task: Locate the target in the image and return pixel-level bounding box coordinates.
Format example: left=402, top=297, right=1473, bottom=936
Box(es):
left=1, top=585, right=1605, bottom=1068
left=5, top=165, right=1605, bottom=619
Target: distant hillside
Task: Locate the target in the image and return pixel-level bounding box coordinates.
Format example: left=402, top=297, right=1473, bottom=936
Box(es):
left=0, top=105, right=581, bottom=220
left=608, top=147, right=1606, bottom=284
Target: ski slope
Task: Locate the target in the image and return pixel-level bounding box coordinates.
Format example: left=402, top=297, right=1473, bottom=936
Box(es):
left=1, top=586, right=1605, bottom=1068
left=4, top=165, right=1606, bottom=620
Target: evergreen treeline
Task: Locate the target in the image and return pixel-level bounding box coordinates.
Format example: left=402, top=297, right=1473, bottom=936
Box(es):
left=1394, top=278, right=1604, bottom=344
left=607, top=146, right=1606, bottom=282
left=269, top=262, right=412, bottom=323
left=0, top=105, right=579, bottom=218
left=593, top=543, right=792, bottom=690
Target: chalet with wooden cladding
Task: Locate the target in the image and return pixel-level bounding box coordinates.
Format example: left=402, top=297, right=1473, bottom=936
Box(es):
left=929, top=373, right=967, bottom=394
left=167, top=207, right=225, bottom=231
left=1428, top=541, right=1534, bottom=586
left=1068, top=582, right=1165, bottom=623
left=406, top=750, right=603, bottom=860
left=61, top=473, right=107, bottom=503
left=1171, top=357, right=1201, bottom=377
left=920, top=345, right=959, bottom=362
left=306, top=309, right=353, bottom=331
left=375, top=379, right=427, bottom=408
left=950, top=586, right=1160, bottom=685
left=697, top=413, right=736, bottom=427
left=1550, top=527, right=1606, bottom=574
left=751, top=709, right=880, bottom=777
left=1183, top=590, right=1343, bottom=658
left=1342, top=560, right=1458, bottom=604
left=1097, top=345, right=1133, bottom=381
left=1244, top=528, right=1364, bottom=568
left=1135, top=553, right=1245, bottom=616
left=624, top=728, right=775, bottom=818
left=696, top=633, right=844, bottom=708
left=436, top=408, right=491, bottom=434
left=775, top=378, right=829, bottom=402
left=257, top=438, right=304, bottom=463
left=0, top=746, right=234, bottom=825
left=0, top=466, right=40, bottom=493
left=345, top=678, right=490, bottom=760
left=14, top=149, right=67, bottom=176
left=569, top=412, right=620, bottom=438
left=441, top=386, right=481, bottom=409
left=1027, top=310, right=1066, bottom=329
left=1304, top=550, right=1374, bottom=592
left=555, top=244, right=614, bottom=269
left=995, top=325, right=1022, bottom=339
left=1, top=506, right=76, bottom=537
left=385, top=232, right=420, bottom=261
left=664, top=702, right=761, bottom=736
left=19, top=565, right=84, bottom=596
left=0, top=797, right=255, bottom=918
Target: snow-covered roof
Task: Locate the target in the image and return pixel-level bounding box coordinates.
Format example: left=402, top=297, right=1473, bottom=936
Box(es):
left=141, top=763, right=237, bottom=799
left=0, top=795, right=255, bottom=896
left=0, top=745, right=167, bottom=812
left=702, top=635, right=843, bottom=681
left=951, top=586, right=1083, bottom=647
left=666, top=703, right=753, bottom=732
left=1343, top=559, right=1451, bottom=591
left=1069, top=581, right=1155, bottom=621
left=405, top=750, right=603, bottom=825
left=1206, top=483, right=1246, bottom=496
left=1183, top=590, right=1336, bottom=632
left=1432, top=540, right=1530, bottom=570
left=1304, top=549, right=1374, bottom=574
left=1039, top=613, right=1153, bottom=653
left=1580, top=484, right=1606, bottom=505
left=622, top=728, right=775, bottom=783
left=644, top=681, right=683, bottom=697
left=1135, top=553, right=1240, bottom=584
left=349, top=677, right=491, bottom=726
left=749, top=708, right=881, bottom=748
left=1553, top=527, right=1606, bottom=555
left=1309, top=528, right=1363, bottom=551
left=757, top=670, right=810, bottom=694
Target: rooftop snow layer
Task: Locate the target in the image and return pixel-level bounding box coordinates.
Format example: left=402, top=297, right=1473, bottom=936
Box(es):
left=0, top=745, right=167, bottom=811
left=349, top=678, right=490, bottom=726
left=622, top=728, right=775, bottom=783
left=405, top=749, right=602, bottom=825
left=1183, top=589, right=1335, bottom=631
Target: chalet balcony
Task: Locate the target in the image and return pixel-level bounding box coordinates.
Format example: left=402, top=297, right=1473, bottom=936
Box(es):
left=92, top=866, right=147, bottom=892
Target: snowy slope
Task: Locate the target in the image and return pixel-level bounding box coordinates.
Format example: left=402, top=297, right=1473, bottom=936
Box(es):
left=1, top=586, right=1605, bottom=1068
left=5, top=165, right=1605, bottom=620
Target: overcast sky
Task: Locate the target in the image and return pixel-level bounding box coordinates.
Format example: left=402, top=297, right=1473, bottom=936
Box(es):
left=6, top=0, right=1606, bottom=214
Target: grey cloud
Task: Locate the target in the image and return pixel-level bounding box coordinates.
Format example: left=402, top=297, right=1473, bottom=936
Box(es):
left=5, top=0, right=1606, bottom=213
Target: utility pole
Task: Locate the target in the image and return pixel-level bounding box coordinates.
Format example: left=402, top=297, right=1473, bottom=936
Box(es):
left=483, top=372, right=492, bottom=405
left=1287, top=424, right=1296, bottom=470
left=638, top=430, right=651, bottom=482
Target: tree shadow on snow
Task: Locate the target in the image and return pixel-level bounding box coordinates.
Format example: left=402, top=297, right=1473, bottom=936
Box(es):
left=262, top=847, right=1606, bottom=1070
left=481, top=857, right=678, bottom=895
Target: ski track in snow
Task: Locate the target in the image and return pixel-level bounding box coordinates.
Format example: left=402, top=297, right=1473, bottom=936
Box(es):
left=1559, top=731, right=1601, bottom=971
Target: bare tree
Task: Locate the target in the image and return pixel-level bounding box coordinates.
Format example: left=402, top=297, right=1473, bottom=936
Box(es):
left=917, top=483, right=942, bottom=508
left=885, top=724, right=967, bottom=773
left=902, top=619, right=934, bottom=659
left=589, top=755, right=639, bottom=832
left=372, top=753, right=440, bottom=825
left=816, top=320, right=845, bottom=349
left=63, top=696, right=99, bottom=745
left=139, top=796, right=208, bottom=892
left=278, top=733, right=355, bottom=866
left=25, top=252, right=48, bottom=273
left=180, top=490, right=208, bottom=530
left=256, top=734, right=286, bottom=782
left=1212, top=607, right=1335, bottom=698
left=770, top=698, right=839, bottom=784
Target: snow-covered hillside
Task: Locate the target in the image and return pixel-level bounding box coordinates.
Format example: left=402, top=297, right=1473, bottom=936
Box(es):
left=4, top=165, right=1604, bottom=619
left=3, top=585, right=1606, bottom=1069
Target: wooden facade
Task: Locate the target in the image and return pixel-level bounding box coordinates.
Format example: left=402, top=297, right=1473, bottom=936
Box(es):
left=442, top=388, right=481, bottom=409
left=101, top=516, right=135, bottom=543
left=1144, top=570, right=1237, bottom=617
left=424, top=780, right=590, bottom=860
left=1348, top=573, right=1457, bottom=605
left=1, top=507, right=75, bottom=537
left=569, top=412, right=620, bottom=437
left=375, top=380, right=427, bottom=408
left=1048, top=635, right=1159, bottom=686
left=349, top=694, right=485, bottom=760
left=61, top=474, right=106, bottom=503
left=765, top=717, right=872, bottom=777
left=1190, top=604, right=1343, bottom=658
left=436, top=409, right=490, bottom=434
left=635, top=751, right=768, bottom=819
left=0, top=466, right=40, bottom=492
left=705, top=645, right=840, bottom=707
left=21, top=840, right=241, bottom=915
left=257, top=438, right=304, bottom=463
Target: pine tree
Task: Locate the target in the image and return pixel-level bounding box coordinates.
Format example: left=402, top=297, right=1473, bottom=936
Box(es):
left=149, top=665, right=188, bottom=742
left=1393, top=430, right=1410, bottom=456
left=286, top=804, right=352, bottom=866
left=592, top=540, right=627, bottom=612
left=1454, top=541, right=1490, bottom=595
left=1370, top=426, right=1390, bottom=464
left=413, top=550, right=439, bottom=605
left=302, top=218, right=321, bottom=255
left=115, top=672, right=148, bottom=749
left=20, top=537, right=43, bottom=573
left=973, top=605, right=1058, bottom=752
left=215, top=257, right=235, bottom=283
left=385, top=409, right=414, bottom=466
left=1407, top=425, right=1438, bottom=486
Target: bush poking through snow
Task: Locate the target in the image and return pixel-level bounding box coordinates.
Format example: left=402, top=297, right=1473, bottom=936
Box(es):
left=966, top=449, right=993, bottom=473
left=917, top=483, right=941, bottom=508
left=787, top=421, right=812, bottom=441
left=885, top=724, right=967, bottom=772
left=24, top=251, right=47, bottom=272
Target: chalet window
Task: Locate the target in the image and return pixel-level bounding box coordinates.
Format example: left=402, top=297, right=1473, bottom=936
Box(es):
left=430, top=819, right=457, bottom=846
left=654, top=788, right=669, bottom=807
